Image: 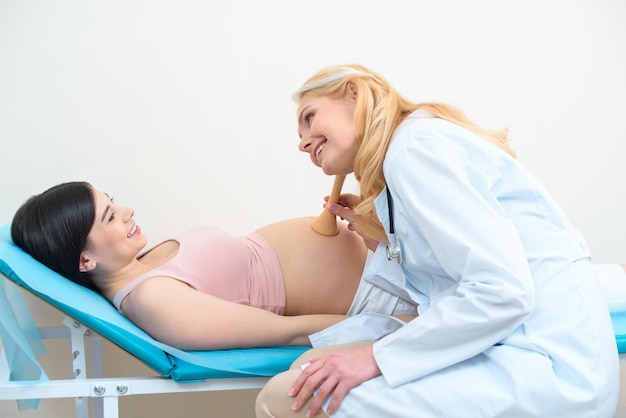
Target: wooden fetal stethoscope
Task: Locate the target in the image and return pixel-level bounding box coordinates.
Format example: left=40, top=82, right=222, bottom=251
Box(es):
left=312, top=176, right=402, bottom=264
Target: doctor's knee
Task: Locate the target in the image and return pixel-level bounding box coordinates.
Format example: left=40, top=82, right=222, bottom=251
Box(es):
left=256, top=368, right=328, bottom=418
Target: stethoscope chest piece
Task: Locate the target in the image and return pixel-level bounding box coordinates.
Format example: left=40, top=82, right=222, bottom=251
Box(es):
left=385, top=186, right=401, bottom=264
left=386, top=238, right=402, bottom=263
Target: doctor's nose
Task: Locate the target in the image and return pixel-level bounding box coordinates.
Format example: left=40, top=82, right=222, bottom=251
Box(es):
left=298, top=135, right=312, bottom=153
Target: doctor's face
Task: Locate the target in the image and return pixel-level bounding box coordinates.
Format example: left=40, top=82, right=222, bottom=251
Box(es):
left=296, top=93, right=359, bottom=176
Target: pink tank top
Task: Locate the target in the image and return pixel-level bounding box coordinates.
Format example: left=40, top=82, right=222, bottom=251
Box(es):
left=112, top=226, right=286, bottom=315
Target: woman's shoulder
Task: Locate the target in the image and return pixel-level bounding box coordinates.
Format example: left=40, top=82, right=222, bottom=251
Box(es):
left=126, top=275, right=196, bottom=304
left=118, top=276, right=214, bottom=343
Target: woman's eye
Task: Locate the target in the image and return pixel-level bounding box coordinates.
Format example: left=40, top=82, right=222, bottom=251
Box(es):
left=305, top=112, right=313, bottom=126
left=109, top=211, right=116, bottom=222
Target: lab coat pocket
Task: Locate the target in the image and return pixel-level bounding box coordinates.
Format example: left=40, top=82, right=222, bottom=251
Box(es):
left=558, top=229, right=591, bottom=262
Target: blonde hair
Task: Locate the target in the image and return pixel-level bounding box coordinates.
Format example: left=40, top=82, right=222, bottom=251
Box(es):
left=294, top=64, right=515, bottom=242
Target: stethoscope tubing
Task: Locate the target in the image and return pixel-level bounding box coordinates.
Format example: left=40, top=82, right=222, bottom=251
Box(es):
left=385, top=186, right=402, bottom=263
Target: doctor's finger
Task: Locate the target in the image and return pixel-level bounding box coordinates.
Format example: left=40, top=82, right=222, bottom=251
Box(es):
left=306, top=374, right=340, bottom=417
left=324, top=193, right=359, bottom=208
left=289, top=362, right=326, bottom=409
left=325, top=381, right=353, bottom=416
left=327, top=204, right=355, bottom=223
left=337, top=193, right=360, bottom=209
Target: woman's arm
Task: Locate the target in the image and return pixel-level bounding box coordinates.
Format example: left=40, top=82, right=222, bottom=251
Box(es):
left=121, top=276, right=348, bottom=350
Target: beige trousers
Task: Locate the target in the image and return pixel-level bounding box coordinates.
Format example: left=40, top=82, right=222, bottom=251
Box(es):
left=255, top=343, right=369, bottom=418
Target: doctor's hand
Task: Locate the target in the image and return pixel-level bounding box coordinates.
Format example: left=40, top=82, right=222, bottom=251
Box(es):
left=324, top=192, right=360, bottom=211
left=325, top=194, right=378, bottom=251
left=289, top=342, right=381, bottom=417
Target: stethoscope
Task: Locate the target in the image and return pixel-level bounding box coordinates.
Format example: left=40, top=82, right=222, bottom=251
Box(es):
left=385, top=187, right=402, bottom=263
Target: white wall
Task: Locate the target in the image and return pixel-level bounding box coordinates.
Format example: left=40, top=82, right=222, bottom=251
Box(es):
left=1, top=1, right=625, bottom=417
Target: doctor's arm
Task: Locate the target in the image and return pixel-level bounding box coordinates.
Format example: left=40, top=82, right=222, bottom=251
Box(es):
left=374, top=136, right=535, bottom=387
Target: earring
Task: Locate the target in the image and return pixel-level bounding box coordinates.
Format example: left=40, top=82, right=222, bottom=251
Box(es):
left=91, top=262, right=96, bottom=268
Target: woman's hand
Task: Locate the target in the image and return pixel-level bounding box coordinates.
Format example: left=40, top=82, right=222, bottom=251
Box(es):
left=325, top=193, right=379, bottom=251
left=289, top=343, right=380, bottom=416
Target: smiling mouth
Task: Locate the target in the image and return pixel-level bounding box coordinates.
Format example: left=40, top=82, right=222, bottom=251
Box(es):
left=315, top=141, right=326, bottom=164
left=127, top=224, right=138, bottom=238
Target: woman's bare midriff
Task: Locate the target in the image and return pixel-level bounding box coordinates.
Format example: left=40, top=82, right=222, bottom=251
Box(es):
left=255, top=217, right=368, bottom=316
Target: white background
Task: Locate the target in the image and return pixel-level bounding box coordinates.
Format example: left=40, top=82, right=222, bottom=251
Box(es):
left=1, top=1, right=625, bottom=416
left=1, top=1, right=624, bottom=262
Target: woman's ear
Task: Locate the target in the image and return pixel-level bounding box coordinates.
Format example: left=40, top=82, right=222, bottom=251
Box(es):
left=78, top=252, right=95, bottom=272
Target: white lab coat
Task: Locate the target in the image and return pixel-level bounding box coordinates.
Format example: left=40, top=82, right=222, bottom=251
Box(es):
left=309, top=114, right=620, bottom=417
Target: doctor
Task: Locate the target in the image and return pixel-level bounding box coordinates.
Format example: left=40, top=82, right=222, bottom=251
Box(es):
left=255, top=64, right=620, bottom=417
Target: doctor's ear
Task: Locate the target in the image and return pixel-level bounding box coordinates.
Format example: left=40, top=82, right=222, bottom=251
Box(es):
left=347, top=81, right=357, bottom=101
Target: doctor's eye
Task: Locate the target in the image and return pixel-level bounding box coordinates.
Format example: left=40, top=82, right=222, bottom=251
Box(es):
left=304, top=112, right=314, bottom=126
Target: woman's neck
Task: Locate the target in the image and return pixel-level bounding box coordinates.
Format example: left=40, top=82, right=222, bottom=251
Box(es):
left=96, top=239, right=179, bottom=303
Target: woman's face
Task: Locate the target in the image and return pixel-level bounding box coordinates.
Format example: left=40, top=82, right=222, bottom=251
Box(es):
left=297, top=92, right=359, bottom=175
left=80, top=189, right=146, bottom=273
